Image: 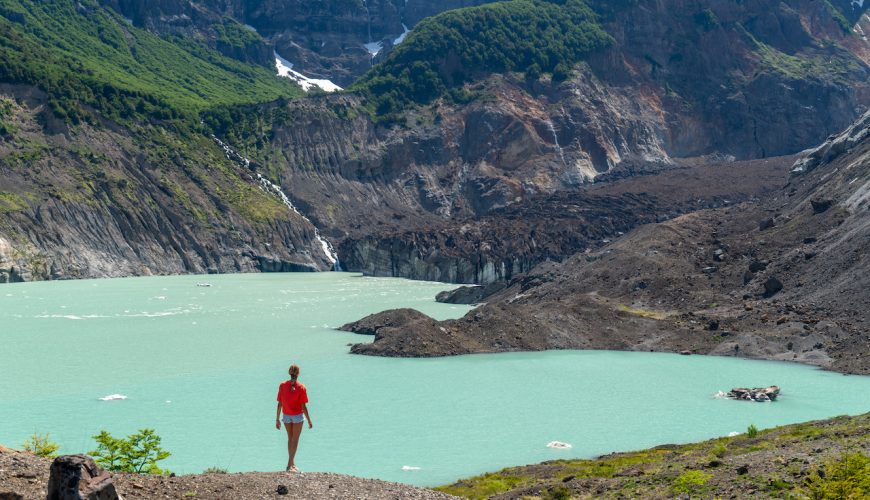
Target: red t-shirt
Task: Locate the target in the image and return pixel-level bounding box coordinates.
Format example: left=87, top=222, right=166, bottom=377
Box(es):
left=277, top=381, right=308, bottom=416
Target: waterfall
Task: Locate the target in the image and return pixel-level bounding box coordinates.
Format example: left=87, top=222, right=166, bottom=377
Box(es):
left=211, top=136, right=341, bottom=270
left=361, top=0, right=381, bottom=65
left=547, top=120, right=568, bottom=167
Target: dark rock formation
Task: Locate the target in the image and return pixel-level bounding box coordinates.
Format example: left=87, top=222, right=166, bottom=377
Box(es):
left=436, top=282, right=506, bottom=304
left=46, top=455, right=118, bottom=500
left=763, top=277, right=784, bottom=298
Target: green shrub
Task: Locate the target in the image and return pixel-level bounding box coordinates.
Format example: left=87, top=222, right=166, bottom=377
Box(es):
left=672, top=470, right=713, bottom=495
left=22, top=432, right=60, bottom=458
left=802, top=453, right=870, bottom=499
left=710, top=442, right=727, bottom=459
left=203, top=466, right=228, bottom=474
left=747, top=424, right=759, bottom=438
left=90, top=428, right=171, bottom=474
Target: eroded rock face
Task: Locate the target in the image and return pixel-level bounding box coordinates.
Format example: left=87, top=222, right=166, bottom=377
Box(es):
left=46, top=455, right=118, bottom=500
left=0, top=85, right=334, bottom=283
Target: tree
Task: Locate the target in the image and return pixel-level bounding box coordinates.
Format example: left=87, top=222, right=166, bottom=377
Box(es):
left=22, top=432, right=60, bottom=458
left=90, top=428, right=171, bottom=474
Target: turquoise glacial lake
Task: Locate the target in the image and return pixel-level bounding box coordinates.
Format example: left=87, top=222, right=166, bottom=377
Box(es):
left=2, top=273, right=870, bottom=486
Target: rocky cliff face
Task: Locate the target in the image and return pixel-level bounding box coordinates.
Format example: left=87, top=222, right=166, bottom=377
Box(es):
left=0, top=85, right=334, bottom=283
left=346, top=108, right=870, bottom=374
left=229, top=0, right=870, bottom=282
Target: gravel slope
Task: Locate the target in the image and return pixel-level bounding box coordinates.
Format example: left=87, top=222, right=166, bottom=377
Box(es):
left=0, top=446, right=456, bottom=500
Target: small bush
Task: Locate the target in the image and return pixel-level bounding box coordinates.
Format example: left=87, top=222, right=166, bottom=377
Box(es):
left=710, top=442, right=728, bottom=459
left=747, top=424, right=759, bottom=438
left=672, top=470, right=713, bottom=495
left=22, top=432, right=59, bottom=458
left=542, top=485, right=572, bottom=500
left=802, top=453, right=870, bottom=499
left=90, top=428, right=171, bottom=474
left=203, top=466, right=228, bottom=474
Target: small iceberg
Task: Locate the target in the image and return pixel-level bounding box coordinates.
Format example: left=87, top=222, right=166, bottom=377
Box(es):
left=401, top=465, right=421, bottom=471
left=98, top=394, right=127, bottom=401
left=728, top=431, right=740, bottom=437
left=547, top=441, right=572, bottom=449
left=196, top=283, right=212, bottom=287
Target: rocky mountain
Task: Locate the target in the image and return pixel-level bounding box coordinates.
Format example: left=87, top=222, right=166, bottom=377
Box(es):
left=212, top=0, right=870, bottom=282
left=2, top=0, right=870, bottom=285
left=344, top=106, right=870, bottom=375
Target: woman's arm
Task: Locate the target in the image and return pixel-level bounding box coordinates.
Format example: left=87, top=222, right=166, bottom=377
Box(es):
left=275, top=402, right=282, bottom=429
left=302, top=403, right=313, bottom=429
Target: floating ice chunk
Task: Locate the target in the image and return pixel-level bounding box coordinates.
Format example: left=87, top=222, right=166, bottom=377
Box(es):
left=165, top=400, right=172, bottom=404
left=401, top=465, right=421, bottom=471
left=99, top=394, right=127, bottom=401
left=547, top=441, right=572, bottom=449
left=196, top=283, right=212, bottom=287
left=713, top=391, right=728, bottom=399
left=728, top=431, right=740, bottom=437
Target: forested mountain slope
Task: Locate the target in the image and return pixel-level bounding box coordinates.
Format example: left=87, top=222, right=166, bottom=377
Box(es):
left=0, top=0, right=338, bottom=281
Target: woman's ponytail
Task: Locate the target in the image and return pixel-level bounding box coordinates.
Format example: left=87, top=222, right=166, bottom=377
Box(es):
left=288, top=364, right=300, bottom=391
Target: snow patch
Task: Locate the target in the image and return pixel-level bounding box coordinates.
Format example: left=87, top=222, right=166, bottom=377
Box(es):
left=275, top=52, right=342, bottom=93
left=363, top=41, right=383, bottom=57
left=393, top=24, right=410, bottom=45
left=401, top=465, right=421, bottom=471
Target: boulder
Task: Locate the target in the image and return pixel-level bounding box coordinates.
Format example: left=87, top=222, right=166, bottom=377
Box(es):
left=46, top=455, right=118, bottom=500
left=763, top=277, right=783, bottom=298
left=758, top=218, right=775, bottom=230
left=435, top=281, right=506, bottom=304
left=810, top=198, right=833, bottom=214
left=748, top=261, right=768, bottom=273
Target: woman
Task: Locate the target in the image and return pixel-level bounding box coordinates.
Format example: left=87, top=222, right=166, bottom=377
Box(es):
left=275, top=364, right=313, bottom=472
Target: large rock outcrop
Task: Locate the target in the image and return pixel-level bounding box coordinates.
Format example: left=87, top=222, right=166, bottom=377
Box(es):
left=344, top=109, right=870, bottom=374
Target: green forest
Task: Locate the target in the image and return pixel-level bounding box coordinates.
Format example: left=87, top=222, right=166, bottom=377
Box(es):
left=352, top=0, right=612, bottom=121
left=0, top=0, right=301, bottom=128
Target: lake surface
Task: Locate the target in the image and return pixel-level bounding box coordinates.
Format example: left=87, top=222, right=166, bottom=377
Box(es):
left=2, top=273, right=870, bottom=486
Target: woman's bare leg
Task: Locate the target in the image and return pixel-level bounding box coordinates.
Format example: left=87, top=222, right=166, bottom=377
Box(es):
left=284, top=422, right=304, bottom=470
left=284, top=422, right=296, bottom=471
